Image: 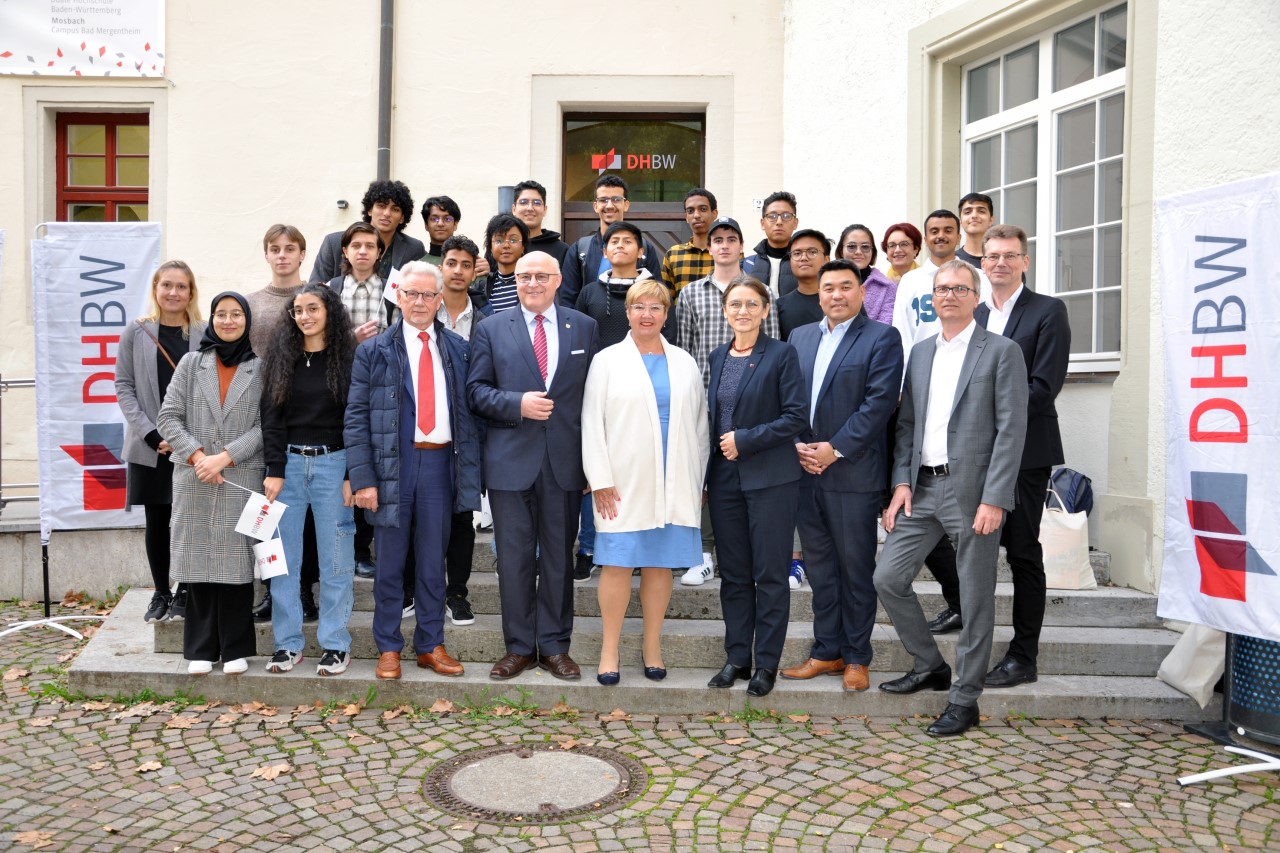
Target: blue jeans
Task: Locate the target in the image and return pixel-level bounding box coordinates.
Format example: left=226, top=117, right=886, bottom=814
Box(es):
left=270, top=449, right=355, bottom=654
left=578, top=493, right=595, bottom=556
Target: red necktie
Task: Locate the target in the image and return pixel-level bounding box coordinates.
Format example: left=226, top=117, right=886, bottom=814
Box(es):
left=533, top=314, right=548, bottom=382
left=417, top=331, right=435, bottom=435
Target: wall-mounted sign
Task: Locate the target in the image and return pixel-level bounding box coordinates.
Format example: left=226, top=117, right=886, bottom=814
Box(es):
left=565, top=116, right=704, bottom=203
left=0, top=0, right=165, bottom=78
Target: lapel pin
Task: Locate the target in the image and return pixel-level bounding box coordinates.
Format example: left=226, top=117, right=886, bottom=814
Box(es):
left=565, top=323, right=571, bottom=329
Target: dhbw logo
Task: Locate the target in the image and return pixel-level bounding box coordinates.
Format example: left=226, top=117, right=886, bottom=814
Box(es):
left=1186, top=471, right=1275, bottom=601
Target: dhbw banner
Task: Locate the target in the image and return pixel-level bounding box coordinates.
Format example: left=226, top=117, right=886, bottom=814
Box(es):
left=32, top=222, right=160, bottom=541
left=1156, top=172, right=1280, bottom=641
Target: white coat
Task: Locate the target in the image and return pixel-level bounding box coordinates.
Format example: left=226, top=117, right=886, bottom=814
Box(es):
left=581, top=332, right=709, bottom=533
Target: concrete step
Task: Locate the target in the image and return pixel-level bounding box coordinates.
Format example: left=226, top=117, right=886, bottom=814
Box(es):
left=73, top=590, right=1218, bottom=723
left=153, top=601, right=1178, bottom=678
left=345, top=574, right=1160, bottom=627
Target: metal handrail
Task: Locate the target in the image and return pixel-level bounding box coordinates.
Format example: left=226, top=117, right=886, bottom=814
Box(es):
left=0, top=376, right=39, bottom=514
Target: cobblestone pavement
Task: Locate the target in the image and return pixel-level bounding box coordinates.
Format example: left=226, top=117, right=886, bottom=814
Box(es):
left=0, top=601, right=1276, bottom=852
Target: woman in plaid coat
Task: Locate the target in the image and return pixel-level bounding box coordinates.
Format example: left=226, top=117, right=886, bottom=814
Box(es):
left=157, top=291, right=264, bottom=676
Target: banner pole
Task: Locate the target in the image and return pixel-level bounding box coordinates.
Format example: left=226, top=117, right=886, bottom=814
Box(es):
left=42, top=543, right=50, bottom=619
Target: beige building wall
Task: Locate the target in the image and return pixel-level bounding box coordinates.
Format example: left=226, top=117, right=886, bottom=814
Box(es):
left=0, top=0, right=785, bottom=489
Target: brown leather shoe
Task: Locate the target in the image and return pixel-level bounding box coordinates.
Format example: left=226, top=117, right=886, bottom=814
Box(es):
left=375, top=651, right=401, bottom=680
left=842, top=663, right=870, bottom=692
left=538, top=653, right=581, bottom=681
left=490, top=652, right=536, bottom=680
left=417, top=645, right=464, bottom=677
left=780, top=657, right=845, bottom=680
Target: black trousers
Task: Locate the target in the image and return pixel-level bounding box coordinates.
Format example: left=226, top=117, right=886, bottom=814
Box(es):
left=446, top=511, right=475, bottom=600
left=707, top=454, right=797, bottom=671
left=183, top=582, right=256, bottom=662
left=354, top=510, right=374, bottom=563
left=143, top=504, right=172, bottom=591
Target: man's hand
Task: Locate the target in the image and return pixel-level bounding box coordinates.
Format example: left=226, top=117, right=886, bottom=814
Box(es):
left=354, top=320, right=379, bottom=343
left=354, top=486, right=379, bottom=512
left=973, top=503, right=1005, bottom=535
left=521, top=391, right=555, bottom=420
left=882, top=484, right=913, bottom=533
left=263, top=476, right=284, bottom=502
left=797, top=441, right=837, bottom=474
left=592, top=486, right=620, bottom=520
left=719, top=431, right=738, bottom=460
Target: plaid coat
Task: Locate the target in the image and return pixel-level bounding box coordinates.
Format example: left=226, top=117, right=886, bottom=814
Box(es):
left=157, top=350, right=265, bottom=585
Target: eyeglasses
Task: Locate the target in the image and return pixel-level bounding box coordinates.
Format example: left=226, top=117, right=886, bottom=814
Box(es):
left=289, top=305, right=324, bottom=318
left=982, top=252, right=1025, bottom=264
left=763, top=212, right=796, bottom=223
left=515, top=272, right=557, bottom=285
left=492, top=237, right=524, bottom=247
left=400, top=289, right=441, bottom=303
left=213, top=311, right=245, bottom=321
left=885, top=241, right=916, bottom=251
left=790, top=248, right=825, bottom=260
left=932, top=285, right=975, bottom=297
left=515, top=198, right=545, bottom=208
left=629, top=304, right=666, bottom=315
left=429, top=215, right=456, bottom=225
left=843, top=243, right=873, bottom=254
left=726, top=300, right=764, bottom=313
left=594, top=196, right=626, bottom=206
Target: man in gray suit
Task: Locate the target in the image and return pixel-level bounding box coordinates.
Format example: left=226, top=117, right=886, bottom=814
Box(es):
left=872, top=259, right=1027, bottom=737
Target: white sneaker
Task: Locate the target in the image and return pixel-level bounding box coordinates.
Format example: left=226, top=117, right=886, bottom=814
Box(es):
left=223, top=658, right=248, bottom=674
left=682, top=553, right=714, bottom=586
left=788, top=559, right=807, bottom=589
left=402, top=599, right=415, bottom=619
left=187, top=660, right=213, bottom=676
left=265, top=649, right=303, bottom=673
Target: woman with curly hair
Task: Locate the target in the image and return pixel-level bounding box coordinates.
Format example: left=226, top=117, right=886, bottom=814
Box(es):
left=260, top=284, right=359, bottom=676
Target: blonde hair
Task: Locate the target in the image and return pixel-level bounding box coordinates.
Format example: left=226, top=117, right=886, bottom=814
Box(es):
left=624, top=278, right=672, bottom=311
left=141, top=260, right=202, bottom=336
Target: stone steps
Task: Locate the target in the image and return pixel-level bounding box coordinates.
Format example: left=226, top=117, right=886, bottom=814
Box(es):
left=71, top=590, right=1218, bottom=722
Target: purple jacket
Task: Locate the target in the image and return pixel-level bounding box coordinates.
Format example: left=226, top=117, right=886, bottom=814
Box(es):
left=862, top=268, right=898, bottom=326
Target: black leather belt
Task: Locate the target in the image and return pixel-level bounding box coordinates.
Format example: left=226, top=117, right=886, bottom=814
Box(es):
left=919, top=463, right=950, bottom=477
left=289, top=444, right=343, bottom=456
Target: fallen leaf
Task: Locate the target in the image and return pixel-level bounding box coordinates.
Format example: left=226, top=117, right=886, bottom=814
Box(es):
left=347, top=732, right=374, bottom=746
left=18, top=600, right=35, bottom=607
left=243, top=700, right=264, bottom=712
left=134, top=760, right=162, bottom=773
left=29, top=717, right=54, bottom=727
left=292, top=705, right=311, bottom=715
left=80, top=625, right=99, bottom=639
left=812, top=728, right=834, bottom=736
left=57, top=652, right=76, bottom=664
left=382, top=705, right=411, bottom=721
left=13, top=829, right=56, bottom=849
left=3, top=667, right=29, bottom=682
left=429, top=699, right=455, bottom=714
left=342, top=703, right=362, bottom=716
left=103, top=825, right=118, bottom=834
left=551, top=701, right=577, bottom=716
left=257, top=706, right=279, bottom=717
left=82, top=701, right=112, bottom=711
left=491, top=705, right=516, bottom=717
left=787, top=714, right=811, bottom=723
left=600, top=708, right=630, bottom=722
left=87, top=761, right=107, bottom=771
left=725, top=737, right=748, bottom=745
left=214, top=714, right=238, bottom=726
left=250, top=763, right=291, bottom=781
left=166, top=716, right=196, bottom=729
left=559, top=738, right=578, bottom=750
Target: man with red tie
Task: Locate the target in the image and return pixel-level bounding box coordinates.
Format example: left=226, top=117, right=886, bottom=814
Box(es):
left=345, top=261, right=483, bottom=680
left=467, top=251, right=600, bottom=681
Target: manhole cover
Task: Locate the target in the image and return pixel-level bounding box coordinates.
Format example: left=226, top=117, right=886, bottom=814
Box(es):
left=424, top=743, right=648, bottom=824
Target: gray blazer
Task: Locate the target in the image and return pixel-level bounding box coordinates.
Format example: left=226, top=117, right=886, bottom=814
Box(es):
left=115, top=319, right=205, bottom=467
left=893, top=325, right=1028, bottom=516
left=157, top=351, right=265, bottom=585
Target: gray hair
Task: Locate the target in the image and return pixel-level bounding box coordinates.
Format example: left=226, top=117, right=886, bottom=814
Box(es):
left=937, top=258, right=980, bottom=289
left=400, top=260, right=443, bottom=289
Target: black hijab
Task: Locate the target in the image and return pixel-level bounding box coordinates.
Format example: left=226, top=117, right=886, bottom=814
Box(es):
left=199, top=291, right=256, bottom=367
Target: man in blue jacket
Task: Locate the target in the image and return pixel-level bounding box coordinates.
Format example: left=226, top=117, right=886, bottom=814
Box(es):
left=345, top=261, right=482, bottom=681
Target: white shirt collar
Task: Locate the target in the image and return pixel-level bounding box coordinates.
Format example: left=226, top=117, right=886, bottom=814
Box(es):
left=985, top=284, right=1024, bottom=316
left=936, top=318, right=978, bottom=348
left=820, top=315, right=855, bottom=338
left=519, top=302, right=558, bottom=326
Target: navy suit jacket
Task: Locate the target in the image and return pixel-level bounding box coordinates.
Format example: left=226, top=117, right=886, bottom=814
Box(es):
left=788, top=314, right=903, bottom=493
left=466, top=305, right=599, bottom=492
left=975, top=288, right=1070, bottom=470
left=706, top=334, right=807, bottom=491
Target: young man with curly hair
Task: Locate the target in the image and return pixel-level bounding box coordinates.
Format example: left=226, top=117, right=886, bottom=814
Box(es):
left=307, top=180, right=426, bottom=285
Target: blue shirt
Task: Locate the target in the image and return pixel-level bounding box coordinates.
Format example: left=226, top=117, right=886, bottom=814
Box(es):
left=810, top=316, right=853, bottom=425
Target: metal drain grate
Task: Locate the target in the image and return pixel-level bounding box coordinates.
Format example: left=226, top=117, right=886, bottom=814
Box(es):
left=423, top=742, right=648, bottom=825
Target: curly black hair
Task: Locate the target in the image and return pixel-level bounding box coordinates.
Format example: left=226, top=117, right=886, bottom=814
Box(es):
left=360, top=180, right=414, bottom=231
left=262, top=284, right=357, bottom=409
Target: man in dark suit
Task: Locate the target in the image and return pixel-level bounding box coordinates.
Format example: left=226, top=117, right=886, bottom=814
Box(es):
left=977, top=223, right=1071, bottom=687
left=308, top=180, right=427, bottom=285
left=873, top=260, right=1027, bottom=736
left=467, top=251, right=600, bottom=681
left=779, top=259, right=903, bottom=692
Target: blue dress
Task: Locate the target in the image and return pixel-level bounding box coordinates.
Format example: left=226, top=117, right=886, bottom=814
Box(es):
left=593, top=354, right=703, bottom=569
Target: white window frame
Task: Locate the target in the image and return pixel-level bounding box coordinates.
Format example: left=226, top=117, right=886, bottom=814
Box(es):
left=960, top=2, right=1126, bottom=370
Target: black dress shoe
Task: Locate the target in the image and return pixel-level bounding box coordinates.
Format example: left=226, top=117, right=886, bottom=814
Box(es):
left=746, top=668, right=777, bottom=697
left=879, top=664, right=952, bottom=694
left=707, top=663, right=751, bottom=688
left=926, top=702, right=980, bottom=736
left=928, top=607, right=963, bottom=634
left=985, top=657, right=1038, bottom=687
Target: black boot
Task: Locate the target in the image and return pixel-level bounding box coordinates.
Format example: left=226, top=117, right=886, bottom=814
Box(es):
left=301, top=583, right=319, bottom=622
left=251, top=580, right=272, bottom=623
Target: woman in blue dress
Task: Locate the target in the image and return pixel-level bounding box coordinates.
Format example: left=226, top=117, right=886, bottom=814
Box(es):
left=581, top=279, right=710, bottom=685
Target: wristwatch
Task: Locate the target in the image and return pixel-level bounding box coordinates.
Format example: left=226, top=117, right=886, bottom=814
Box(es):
left=831, top=447, right=844, bottom=460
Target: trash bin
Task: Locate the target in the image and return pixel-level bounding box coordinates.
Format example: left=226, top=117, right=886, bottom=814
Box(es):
left=1227, top=633, right=1280, bottom=746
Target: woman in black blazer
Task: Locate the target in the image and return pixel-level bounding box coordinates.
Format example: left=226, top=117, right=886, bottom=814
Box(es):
left=705, top=275, right=808, bottom=697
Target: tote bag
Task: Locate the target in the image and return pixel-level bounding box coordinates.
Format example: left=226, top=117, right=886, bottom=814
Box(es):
left=1041, top=482, right=1095, bottom=590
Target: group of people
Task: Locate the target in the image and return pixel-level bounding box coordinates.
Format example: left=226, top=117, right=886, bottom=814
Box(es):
left=115, top=174, right=1070, bottom=736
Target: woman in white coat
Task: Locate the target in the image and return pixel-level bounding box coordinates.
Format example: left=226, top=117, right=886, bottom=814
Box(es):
left=582, top=279, right=709, bottom=685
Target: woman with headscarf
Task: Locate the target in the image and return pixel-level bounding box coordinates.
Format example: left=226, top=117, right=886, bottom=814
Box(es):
left=157, top=291, right=265, bottom=675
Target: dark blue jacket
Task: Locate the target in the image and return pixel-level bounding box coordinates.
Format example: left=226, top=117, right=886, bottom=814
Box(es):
left=559, top=231, right=665, bottom=309
left=706, top=334, right=807, bottom=491
left=344, top=319, right=482, bottom=524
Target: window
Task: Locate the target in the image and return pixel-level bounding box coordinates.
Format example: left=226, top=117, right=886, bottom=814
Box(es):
left=55, top=112, right=150, bottom=222
left=962, top=4, right=1127, bottom=363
